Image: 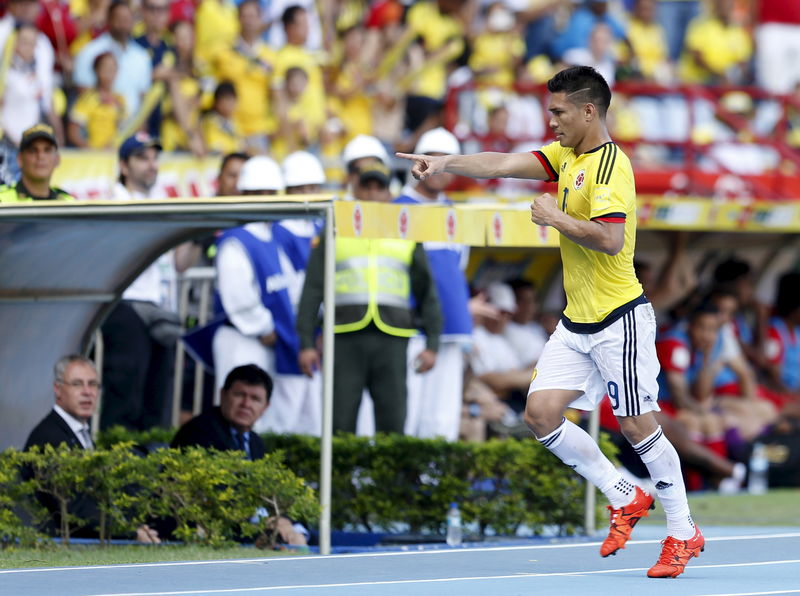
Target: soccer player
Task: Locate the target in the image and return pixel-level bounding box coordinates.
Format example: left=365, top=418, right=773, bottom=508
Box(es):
left=398, top=65, right=703, bottom=579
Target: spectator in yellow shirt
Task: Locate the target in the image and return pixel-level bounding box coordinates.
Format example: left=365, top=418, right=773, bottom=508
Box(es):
left=678, top=0, right=751, bottom=85
left=194, top=0, right=239, bottom=69
left=201, top=82, right=243, bottom=155
left=468, top=3, right=525, bottom=90
left=329, top=25, right=373, bottom=139
left=160, top=19, right=205, bottom=154
left=212, top=0, right=277, bottom=154
left=67, top=51, right=126, bottom=149
left=401, top=0, right=465, bottom=140
left=623, top=0, right=671, bottom=83
left=273, top=5, right=326, bottom=151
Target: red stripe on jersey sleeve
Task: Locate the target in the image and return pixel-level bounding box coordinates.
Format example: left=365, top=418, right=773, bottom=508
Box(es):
left=532, top=151, right=558, bottom=182
left=591, top=212, right=626, bottom=223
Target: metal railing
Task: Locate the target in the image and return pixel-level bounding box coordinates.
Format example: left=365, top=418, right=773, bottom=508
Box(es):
left=171, top=267, right=217, bottom=427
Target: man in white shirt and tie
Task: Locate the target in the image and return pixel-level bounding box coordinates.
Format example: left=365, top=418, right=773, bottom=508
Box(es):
left=26, top=355, right=101, bottom=451
left=24, top=354, right=159, bottom=542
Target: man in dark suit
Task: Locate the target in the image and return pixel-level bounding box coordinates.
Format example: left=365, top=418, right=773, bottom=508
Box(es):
left=172, top=364, right=307, bottom=545
left=172, top=364, right=272, bottom=458
left=26, top=354, right=100, bottom=452
left=24, top=354, right=159, bottom=542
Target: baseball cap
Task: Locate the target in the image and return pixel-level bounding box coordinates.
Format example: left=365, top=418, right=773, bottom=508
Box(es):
left=342, top=134, right=390, bottom=167
left=119, top=132, right=162, bottom=160
left=20, top=124, right=58, bottom=150
left=414, top=127, right=461, bottom=156
left=486, top=282, right=517, bottom=313
left=283, top=151, right=326, bottom=187
left=358, top=163, right=391, bottom=187
left=238, top=156, right=285, bottom=192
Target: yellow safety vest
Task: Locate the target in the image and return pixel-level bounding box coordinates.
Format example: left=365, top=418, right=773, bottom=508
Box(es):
left=0, top=183, right=74, bottom=203
left=334, top=237, right=417, bottom=337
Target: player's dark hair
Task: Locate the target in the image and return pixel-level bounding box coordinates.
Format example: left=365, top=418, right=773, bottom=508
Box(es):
left=547, top=65, right=611, bottom=118
left=222, top=364, right=273, bottom=398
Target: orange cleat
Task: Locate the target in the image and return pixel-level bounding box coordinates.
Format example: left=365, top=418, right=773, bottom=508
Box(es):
left=600, top=486, right=655, bottom=557
left=647, top=526, right=705, bottom=578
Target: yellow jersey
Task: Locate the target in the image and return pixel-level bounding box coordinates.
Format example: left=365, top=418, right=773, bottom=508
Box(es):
left=678, top=17, right=752, bottom=83
left=212, top=40, right=278, bottom=136
left=534, top=140, right=644, bottom=331
left=69, top=90, right=126, bottom=149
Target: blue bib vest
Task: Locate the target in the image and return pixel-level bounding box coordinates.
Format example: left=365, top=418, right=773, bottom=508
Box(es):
left=394, top=195, right=472, bottom=340
left=215, top=227, right=301, bottom=375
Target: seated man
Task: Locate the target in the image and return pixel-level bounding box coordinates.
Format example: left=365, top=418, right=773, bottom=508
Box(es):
left=172, top=364, right=307, bottom=546
left=24, top=354, right=159, bottom=542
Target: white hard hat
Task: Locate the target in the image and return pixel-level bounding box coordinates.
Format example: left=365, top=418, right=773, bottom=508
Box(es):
left=237, top=156, right=284, bottom=192
left=342, top=134, right=390, bottom=167
left=283, top=150, right=326, bottom=187
left=414, top=127, right=461, bottom=156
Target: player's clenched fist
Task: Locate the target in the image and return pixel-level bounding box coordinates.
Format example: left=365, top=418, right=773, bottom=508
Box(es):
left=530, top=193, right=559, bottom=226
left=396, top=152, right=448, bottom=180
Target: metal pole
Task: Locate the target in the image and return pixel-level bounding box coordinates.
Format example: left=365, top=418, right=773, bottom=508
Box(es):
left=194, top=278, right=212, bottom=413
left=172, top=275, right=192, bottom=428
left=91, top=329, right=104, bottom=440
left=319, top=205, right=335, bottom=556
left=585, top=408, right=600, bottom=536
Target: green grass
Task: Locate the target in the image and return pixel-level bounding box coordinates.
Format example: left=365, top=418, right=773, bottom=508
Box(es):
left=0, top=544, right=299, bottom=569
left=639, top=488, right=800, bottom=527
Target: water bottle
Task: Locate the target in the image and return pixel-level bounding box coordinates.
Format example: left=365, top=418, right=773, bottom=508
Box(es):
left=747, top=442, right=769, bottom=495
left=446, top=502, right=462, bottom=546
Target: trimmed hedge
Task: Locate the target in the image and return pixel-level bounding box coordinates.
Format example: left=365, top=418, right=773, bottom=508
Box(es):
left=3, top=428, right=617, bottom=547
left=261, top=433, right=617, bottom=536
left=0, top=444, right=317, bottom=548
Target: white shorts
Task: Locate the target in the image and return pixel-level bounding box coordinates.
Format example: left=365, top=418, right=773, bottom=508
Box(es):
left=528, top=302, right=661, bottom=417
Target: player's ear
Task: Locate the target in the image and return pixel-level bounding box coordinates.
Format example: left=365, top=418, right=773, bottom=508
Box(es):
left=585, top=103, right=596, bottom=121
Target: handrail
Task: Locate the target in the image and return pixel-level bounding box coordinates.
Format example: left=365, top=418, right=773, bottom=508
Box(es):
left=444, top=81, right=800, bottom=200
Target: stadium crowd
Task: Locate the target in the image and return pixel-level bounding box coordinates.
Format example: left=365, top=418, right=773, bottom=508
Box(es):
left=0, top=0, right=798, bottom=183
left=3, top=0, right=800, bottom=498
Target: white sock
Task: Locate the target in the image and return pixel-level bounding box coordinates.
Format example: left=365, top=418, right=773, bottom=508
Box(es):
left=538, top=418, right=635, bottom=509
left=634, top=426, right=695, bottom=540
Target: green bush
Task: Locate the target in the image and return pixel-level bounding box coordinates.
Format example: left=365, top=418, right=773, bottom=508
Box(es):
left=98, top=427, right=618, bottom=537
left=262, top=432, right=618, bottom=536
left=0, top=449, right=46, bottom=548
left=145, top=448, right=318, bottom=548
left=1, top=445, right=317, bottom=548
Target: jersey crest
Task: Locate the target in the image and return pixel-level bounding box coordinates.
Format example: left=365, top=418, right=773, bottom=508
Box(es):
left=574, top=169, right=585, bottom=190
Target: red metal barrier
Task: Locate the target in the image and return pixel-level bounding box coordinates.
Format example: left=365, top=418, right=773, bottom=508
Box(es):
left=444, top=81, right=800, bottom=200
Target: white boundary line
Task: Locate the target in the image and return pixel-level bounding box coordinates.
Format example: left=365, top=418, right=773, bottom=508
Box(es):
left=694, top=591, right=800, bottom=596
left=3, top=531, right=800, bottom=576
left=83, top=559, right=800, bottom=596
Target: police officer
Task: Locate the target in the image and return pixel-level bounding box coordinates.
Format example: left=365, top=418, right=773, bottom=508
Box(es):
left=0, top=124, right=72, bottom=202
left=296, top=161, right=442, bottom=434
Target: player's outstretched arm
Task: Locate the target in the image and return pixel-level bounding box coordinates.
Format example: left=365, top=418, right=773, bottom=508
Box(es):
left=396, top=151, right=549, bottom=181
